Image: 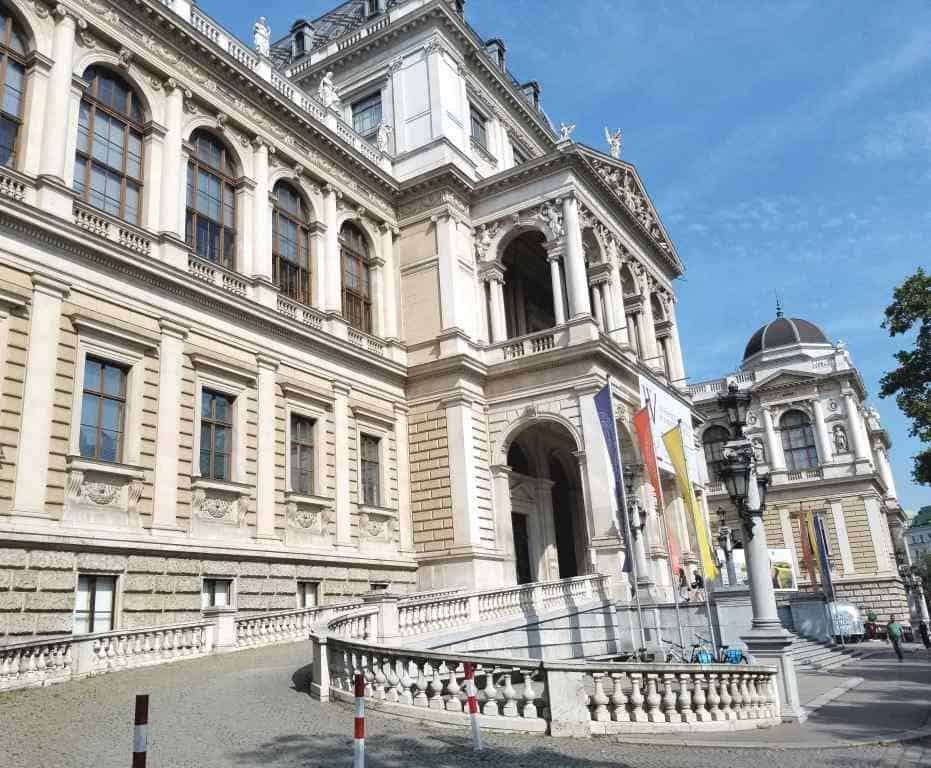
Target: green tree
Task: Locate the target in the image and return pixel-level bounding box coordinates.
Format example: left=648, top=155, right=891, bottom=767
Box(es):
left=880, top=267, right=931, bottom=485
left=913, top=505, right=931, bottom=527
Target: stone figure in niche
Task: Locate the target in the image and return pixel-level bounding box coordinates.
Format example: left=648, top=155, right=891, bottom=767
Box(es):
left=252, top=17, right=271, bottom=57
left=375, top=121, right=392, bottom=153
left=751, top=438, right=765, bottom=463
left=604, top=127, right=623, bottom=158
left=833, top=424, right=849, bottom=453
left=559, top=122, right=576, bottom=141
left=318, top=71, right=340, bottom=109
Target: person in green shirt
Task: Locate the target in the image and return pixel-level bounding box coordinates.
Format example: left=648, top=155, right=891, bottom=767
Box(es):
left=886, top=615, right=904, bottom=662
left=866, top=609, right=878, bottom=640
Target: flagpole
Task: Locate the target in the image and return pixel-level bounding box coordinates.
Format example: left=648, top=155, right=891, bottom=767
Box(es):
left=607, top=375, right=647, bottom=651
left=653, top=469, right=686, bottom=650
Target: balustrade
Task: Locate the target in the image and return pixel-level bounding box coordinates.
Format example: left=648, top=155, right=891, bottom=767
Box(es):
left=0, top=639, right=72, bottom=691
left=235, top=601, right=362, bottom=649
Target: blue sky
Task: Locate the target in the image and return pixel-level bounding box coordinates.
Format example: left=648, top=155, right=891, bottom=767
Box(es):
left=203, top=0, right=929, bottom=511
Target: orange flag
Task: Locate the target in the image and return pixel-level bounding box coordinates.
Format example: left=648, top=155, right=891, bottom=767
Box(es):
left=634, top=407, right=681, bottom=573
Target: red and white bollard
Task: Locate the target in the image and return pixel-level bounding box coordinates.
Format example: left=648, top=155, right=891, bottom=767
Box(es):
left=132, top=694, right=149, bottom=768
left=463, top=663, right=483, bottom=752
left=353, top=672, right=365, bottom=768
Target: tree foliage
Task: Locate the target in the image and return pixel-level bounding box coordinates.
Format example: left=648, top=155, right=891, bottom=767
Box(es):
left=880, top=267, right=931, bottom=485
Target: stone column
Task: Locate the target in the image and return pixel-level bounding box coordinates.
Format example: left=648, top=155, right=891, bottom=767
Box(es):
left=606, top=270, right=629, bottom=346
left=380, top=224, right=399, bottom=339
left=36, top=7, right=78, bottom=216
left=864, top=495, right=895, bottom=575
left=444, top=394, right=481, bottom=548
left=394, top=404, right=413, bottom=553
left=561, top=196, right=591, bottom=318
left=876, top=446, right=898, bottom=500
left=12, top=275, right=70, bottom=517
left=601, top=283, right=618, bottom=337
left=323, top=186, right=341, bottom=314
left=665, top=300, right=687, bottom=387
left=151, top=319, right=189, bottom=533
left=255, top=354, right=279, bottom=540
left=547, top=251, right=566, bottom=326
left=491, top=464, right=517, bottom=582
left=811, top=398, right=832, bottom=465
left=590, top=284, right=604, bottom=331
left=844, top=393, right=870, bottom=463
left=333, top=382, right=352, bottom=547
left=158, top=81, right=187, bottom=268
left=483, top=267, right=506, bottom=343
left=761, top=407, right=785, bottom=472
left=251, top=139, right=272, bottom=282
left=312, top=226, right=327, bottom=310
left=435, top=213, right=463, bottom=332
left=638, top=281, right=660, bottom=371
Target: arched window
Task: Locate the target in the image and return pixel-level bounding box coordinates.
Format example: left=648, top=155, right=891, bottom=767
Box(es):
left=780, top=410, right=819, bottom=471
left=340, top=222, right=371, bottom=333
left=186, top=131, right=237, bottom=269
left=0, top=10, right=25, bottom=168
left=74, top=67, right=145, bottom=224
left=272, top=181, right=311, bottom=305
left=702, top=425, right=730, bottom=480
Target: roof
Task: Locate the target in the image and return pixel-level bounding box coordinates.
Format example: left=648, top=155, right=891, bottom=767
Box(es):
left=743, top=313, right=830, bottom=361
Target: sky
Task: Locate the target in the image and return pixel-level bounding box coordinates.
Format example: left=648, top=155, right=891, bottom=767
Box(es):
left=202, top=0, right=930, bottom=512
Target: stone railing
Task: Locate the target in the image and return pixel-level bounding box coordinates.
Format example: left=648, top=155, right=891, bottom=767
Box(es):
left=187, top=255, right=251, bottom=298
left=488, top=326, right=570, bottom=365
left=347, top=327, right=386, bottom=357
left=72, top=202, right=153, bottom=256
left=397, top=574, right=609, bottom=639
left=311, top=636, right=780, bottom=737
left=276, top=295, right=326, bottom=331
left=0, top=167, right=33, bottom=203
left=327, top=606, right=380, bottom=641
left=0, top=620, right=211, bottom=693
left=234, top=601, right=362, bottom=649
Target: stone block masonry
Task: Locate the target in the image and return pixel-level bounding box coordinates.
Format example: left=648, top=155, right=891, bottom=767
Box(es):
left=408, top=401, right=453, bottom=554
left=0, top=546, right=415, bottom=643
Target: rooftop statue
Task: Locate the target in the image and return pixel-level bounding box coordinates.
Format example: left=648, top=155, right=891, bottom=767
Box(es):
left=604, top=127, right=622, bottom=158
left=252, top=16, right=270, bottom=58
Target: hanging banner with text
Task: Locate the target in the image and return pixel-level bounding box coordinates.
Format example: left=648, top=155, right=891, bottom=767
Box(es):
left=639, top=376, right=702, bottom=485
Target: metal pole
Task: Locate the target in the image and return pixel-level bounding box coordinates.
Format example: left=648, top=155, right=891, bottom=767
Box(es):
left=654, top=473, right=686, bottom=650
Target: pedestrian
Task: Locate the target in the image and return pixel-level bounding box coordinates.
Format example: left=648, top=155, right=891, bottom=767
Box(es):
left=919, top=621, right=931, bottom=652
left=865, top=608, right=878, bottom=640
left=678, top=567, right=690, bottom=603
left=691, top=571, right=705, bottom=602
left=886, top=614, right=905, bottom=662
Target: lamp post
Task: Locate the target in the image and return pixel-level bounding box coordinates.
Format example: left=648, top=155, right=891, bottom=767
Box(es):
left=716, top=507, right=739, bottom=588
left=715, top=381, right=805, bottom=722
left=899, top=564, right=930, bottom=625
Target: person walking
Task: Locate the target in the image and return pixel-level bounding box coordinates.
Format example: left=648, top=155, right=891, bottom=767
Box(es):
left=865, top=608, right=878, bottom=640
left=919, top=620, right=931, bottom=652
left=886, top=615, right=905, bottom=662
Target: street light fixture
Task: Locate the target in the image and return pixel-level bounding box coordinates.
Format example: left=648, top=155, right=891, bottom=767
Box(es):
left=717, top=381, right=752, bottom=437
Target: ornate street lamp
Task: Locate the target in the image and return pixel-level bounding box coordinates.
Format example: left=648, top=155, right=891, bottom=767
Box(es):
left=717, top=381, right=752, bottom=437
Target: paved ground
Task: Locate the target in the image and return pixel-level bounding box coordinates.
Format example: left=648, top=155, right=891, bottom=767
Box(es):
left=1, top=641, right=929, bottom=768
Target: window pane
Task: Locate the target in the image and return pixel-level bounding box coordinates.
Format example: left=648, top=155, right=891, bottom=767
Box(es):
left=3, top=61, right=24, bottom=116
left=102, top=364, right=124, bottom=397
left=0, top=116, right=17, bottom=167
left=99, top=429, right=120, bottom=463
left=79, top=424, right=97, bottom=458
left=84, top=357, right=103, bottom=389
left=199, top=448, right=212, bottom=477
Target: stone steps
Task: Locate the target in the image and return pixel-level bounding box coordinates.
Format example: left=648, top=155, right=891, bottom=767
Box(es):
left=785, top=632, right=863, bottom=670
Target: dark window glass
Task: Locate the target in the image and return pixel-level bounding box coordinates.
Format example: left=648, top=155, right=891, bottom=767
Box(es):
left=202, top=578, right=232, bottom=608
left=352, top=91, right=382, bottom=141
left=0, top=11, right=25, bottom=168
left=74, top=574, right=116, bottom=634
left=340, top=222, right=372, bottom=334
left=780, top=410, right=819, bottom=471
left=186, top=131, right=237, bottom=269
left=273, top=182, right=312, bottom=305
left=79, top=358, right=127, bottom=463
left=702, top=425, right=730, bottom=481
left=200, top=389, right=234, bottom=481
left=290, top=414, right=315, bottom=495
left=360, top=434, right=380, bottom=506
left=512, top=144, right=527, bottom=165
left=297, top=580, right=318, bottom=608
left=73, top=67, right=145, bottom=224
left=470, top=106, right=487, bottom=147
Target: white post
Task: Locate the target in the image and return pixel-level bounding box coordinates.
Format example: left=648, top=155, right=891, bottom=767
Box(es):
left=369, top=257, right=385, bottom=337
left=665, top=301, right=687, bottom=387
left=151, top=319, right=189, bottom=532
left=334, top=382, right=352, bottom=547
left=313, top=227, right=327, bottom=310
left=394, top=404, right=413, bottom=553
left=444, top=394, right=481, bottom=547
left=590, top=284, right=604, bottom=331
left=12, top=275, right=70, bottom=517
left=761, top=407, right=785, bottom=472
left=601, top=283, right=618, bottom=337
left=876, top=446, right=898, bottom=500
left=255, top=354, right=279, bottom=540
left=561, top=196, right=591, bottom=318
left=159, top=81, right=187, bottom=268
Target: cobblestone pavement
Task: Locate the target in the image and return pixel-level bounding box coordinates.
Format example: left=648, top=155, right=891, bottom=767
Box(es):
left=1, top=641, right=929, bottom=768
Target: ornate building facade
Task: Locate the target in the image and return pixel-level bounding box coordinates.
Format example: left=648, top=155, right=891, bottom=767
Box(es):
left=0, top=0, right=703, bottom=643
left=691, top=311, right=910, bottom=620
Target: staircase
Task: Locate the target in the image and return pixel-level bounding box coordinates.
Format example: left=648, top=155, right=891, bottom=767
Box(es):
left=786, top=631, right=864, bottom=670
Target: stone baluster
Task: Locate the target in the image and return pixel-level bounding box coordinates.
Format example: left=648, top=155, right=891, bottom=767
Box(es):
left=730, top=674, right=745, bottom=720
left=398, top=658, right=413, bottom=705
left=591, top=673, right=610, bottom=722
left=482, top=667, right=499, bottom=716
left=609, top=672, right=629, bottom=722
left=521, top=670, right=538, bottom=718
left=645, top=674, right=664, bottom=723
left=427, top=662, right=444, bottom=710
left=413, top=661, right=428, bottom=707
left=744, top=674, right=759, bottom=718
left=629, top=673, right=647, bottom=722
left=445, top=664, right=463, bottom=712
left=662, top=674, right=680, bottom=723
left=501, top=671, right=519, bottom=717
left=373, top=657, right=386, bottom=701
left=718, top=673, right=733, bottom=720
left=677, top=672, right=696, bottom=723
left=692, top=671, right=710, bottom=722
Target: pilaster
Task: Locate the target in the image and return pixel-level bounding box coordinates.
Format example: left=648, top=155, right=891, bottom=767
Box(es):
left=255, top=353, right=279, bottom=540
left=323, top=186, right=341, bottom=313
left=251, top=139, right=272, bottom=282
left=811, top=398, right=833, bottom=465
left=394, top=403, right=413, bottom=553
left=333, top=382, right=352, bottom=547
left=761, top=407, right=785, bottom=472
left=443, top=393, right=482, bottom=547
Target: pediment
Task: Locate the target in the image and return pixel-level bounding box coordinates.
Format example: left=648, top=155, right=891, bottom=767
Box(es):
left=577, top=147, right=683, bottom=272
left=752, top=370, right=819, bottom=391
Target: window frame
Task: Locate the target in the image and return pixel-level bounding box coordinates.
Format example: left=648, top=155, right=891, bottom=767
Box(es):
left=351, top=90, right=383, bottom=142
left=272, top=181, right=313, bottom=306
left=352, top=404, right=395, bottom=510
left=340, top=222, right=373, bottom=334
left=185, top=131, right=239, bottom=270
left=780, top=409, right=820, bottom=471
left=73, top=573, right=118, bottom=635
left=199, top=388, right=235, bottom=482
left=282, top=383, right=333, bottom=501
left=469, top=104, right=488, bottom=148
left=702, top=425, right=730, bottom=482
left=296, top=579, right=319, bottom=609
left=0, top=9, right=27, bottom=170
left=201, top=577, right=234, bottom=609
left=288, top=411, right=317, bottom=497
left=73, top=66, right=146, bottom=225
left=79, top=357, right=128, bottom=464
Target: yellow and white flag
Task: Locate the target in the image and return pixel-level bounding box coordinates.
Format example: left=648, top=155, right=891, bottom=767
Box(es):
left=662, top=423, right=718, bottom=581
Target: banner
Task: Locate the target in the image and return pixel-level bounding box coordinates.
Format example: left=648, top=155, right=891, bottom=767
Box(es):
left=594, top=384, right=633, bottom=573
left=633, top=407, right=680, bottom=573
left=662, top=424, right=718, bottom=580
left=798, top=514, right=818, bottom=585
left=814, top=515, right=835, bottom=600
left=639, top=377, right=701, bottom=484
left=719, top=548, right=798, bottom=590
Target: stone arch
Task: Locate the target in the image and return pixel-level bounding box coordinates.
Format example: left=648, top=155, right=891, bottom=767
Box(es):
left=495, top=411, right=582, bottom=466
left=336, top=211, right=381, bottom=258
left=268, top=169, right=320, bottom=221
left=5, top=0, right=50, bottom=57
left=482, top=211, right=562, bottom=265
left=582, top=227, right=605, bottom=264
left=619, top=262, right=639, bottom=297
left=74, top=54, right=161, bottom=124
left=183, top=119, right=249, bottom=178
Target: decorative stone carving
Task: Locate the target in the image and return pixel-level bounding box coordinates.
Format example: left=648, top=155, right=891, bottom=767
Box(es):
left=829, top=399, right=839, bottom=412
left=252, top=16, right=271, bottom=58
left=474, top=221, right=501, bottom=260
left=751, top=438, right=765, bottom=463
left=117, top=47, right=132, bottom=69
left=604, top=127, right=623, bottom=158
left=746, top=410, right=758, bottom=426
left=591, top=159, right=671, bottom=252
left=833, top=424, right=849, bottom=453
left=536, top=199, right=564, bottom=239
left=318, top=71, right=340, bottom=110
left=284, top=496, right=333, bottom=547
left=559, top=122, right=576, bottom=141
left=375, top=122, right=392, bottom=153
left=359, top=507, right=398, bottom=544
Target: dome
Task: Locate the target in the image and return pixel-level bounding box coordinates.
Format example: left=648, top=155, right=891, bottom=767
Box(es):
left=743, top=313, right=830, bottom=361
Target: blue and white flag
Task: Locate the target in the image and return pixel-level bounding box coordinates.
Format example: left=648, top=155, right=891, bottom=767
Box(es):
left=594, top=384, right=633, bottom=573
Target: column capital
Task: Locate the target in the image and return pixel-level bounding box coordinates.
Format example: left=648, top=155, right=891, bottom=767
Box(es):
left=255, top=353, right=279, bottom=371
left=31, top=272, right=70, bottom=299
left=332, top=381, right=351, bottom=397
left=158, top=318, right=190, bottom=340
left=323, top=183, right=342, bottom=200
left=478, top=259, right=506, bottom=283
left=51, top=3, right=79, bottom=24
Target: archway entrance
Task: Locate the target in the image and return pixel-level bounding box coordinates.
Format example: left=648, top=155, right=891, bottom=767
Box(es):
left=501, top=231, right=556, bottom=339
left=505, top=420, right=587, bottom=583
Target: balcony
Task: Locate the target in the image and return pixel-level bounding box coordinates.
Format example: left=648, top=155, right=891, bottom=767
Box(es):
left=486, top=325, right=570, bottom=365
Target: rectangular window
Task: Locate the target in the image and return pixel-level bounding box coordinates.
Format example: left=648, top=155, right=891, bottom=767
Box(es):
left=74, top=574, right=116, bottom=634
left=79, top=358, right=127, bottom=463
left=352, top=92, right=383, bottom=141
left=297, top=580, right=318, bottom=609
left=290, top=414, right=316, bottom=495
left=360, top=434, right=381, bottom=506
left=470, top=106, right=488, bottom=148
left=200, top=390, right=234, bottom=481
left=202, top=578, right=233, bottom=609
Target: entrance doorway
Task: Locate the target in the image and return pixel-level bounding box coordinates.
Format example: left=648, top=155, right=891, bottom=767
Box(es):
left=512, top=513, right=533, bottom=584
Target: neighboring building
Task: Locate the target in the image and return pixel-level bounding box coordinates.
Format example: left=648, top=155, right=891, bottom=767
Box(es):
left=691, top=310, right=910, bottom=619
left=0, top=0, right=701, bottom=642
left=906, top=524, right=931, bottom=562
